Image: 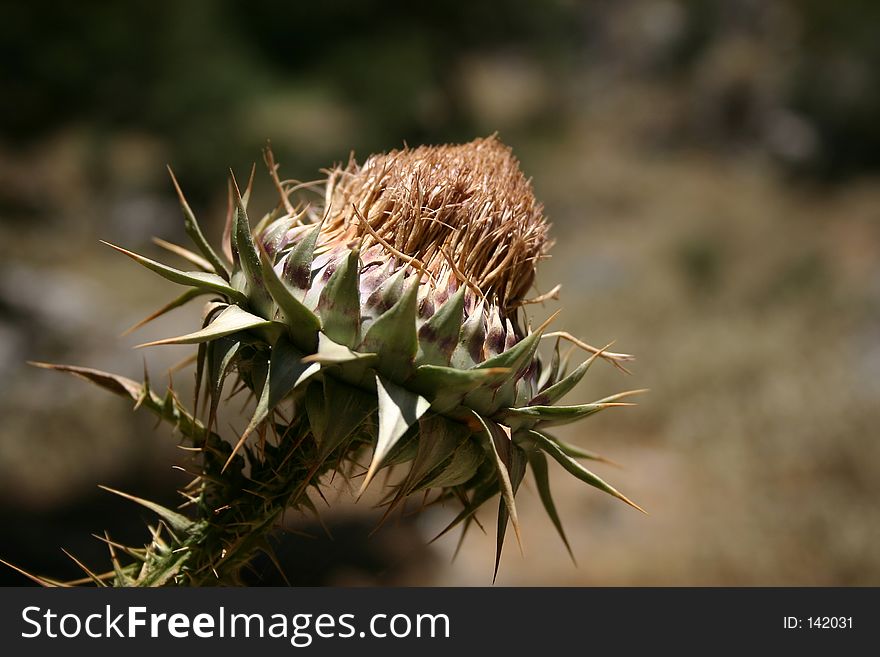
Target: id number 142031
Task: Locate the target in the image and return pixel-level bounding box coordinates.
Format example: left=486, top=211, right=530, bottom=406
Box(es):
left=784, top=617, right=853, bottom=629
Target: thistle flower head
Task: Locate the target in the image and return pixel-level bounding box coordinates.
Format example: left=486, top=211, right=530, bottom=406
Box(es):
left=33, top=136, right=643, bottom=586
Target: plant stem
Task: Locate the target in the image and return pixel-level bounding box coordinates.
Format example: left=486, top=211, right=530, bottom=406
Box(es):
left=118, top=394, right=341, bottom=586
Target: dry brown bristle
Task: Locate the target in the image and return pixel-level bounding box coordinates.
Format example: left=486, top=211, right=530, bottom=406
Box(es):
left=318, top=136, right=551, bottom=312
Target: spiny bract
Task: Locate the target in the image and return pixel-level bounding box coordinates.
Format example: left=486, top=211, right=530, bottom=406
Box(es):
left=36, top=136, right=643, bottom=586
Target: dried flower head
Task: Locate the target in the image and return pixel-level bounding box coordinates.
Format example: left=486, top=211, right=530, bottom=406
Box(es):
left=319, top=136, right=551, bottom=312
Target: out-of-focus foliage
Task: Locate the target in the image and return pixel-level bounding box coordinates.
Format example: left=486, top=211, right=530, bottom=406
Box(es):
left=4, top=0, right=880, bottom=185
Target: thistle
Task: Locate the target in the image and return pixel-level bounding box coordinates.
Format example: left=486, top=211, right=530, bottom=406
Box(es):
left=23, top=136, right=644, bottom=586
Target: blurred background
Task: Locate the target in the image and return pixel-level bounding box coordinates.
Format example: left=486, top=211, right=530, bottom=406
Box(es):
left=1, top=0, right=878, bottom=586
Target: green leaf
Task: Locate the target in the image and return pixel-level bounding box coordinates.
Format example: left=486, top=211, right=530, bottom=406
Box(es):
left=243, top=349, right=270, bottom=404
left=101, top=241, right=246, bottom=304
left=545, top=432, right=619, bottom=466
left=513, top=358, right=539, bottom=408
left=360, top=277, right=419, bottom=381
left=416, top=286, right=465, bottom=366
left=193, top=302, right=227, bottom=417
left=302, top=332, right=377, bottom=366
left=494, top=439, right=526, bottom=580
left=359, top=376, right=430, bottom=494
left=236, top=336, right=319, bottom=454
left=382, top=419, right=477, bottom=523
left=259, top=242, right=320, bottom=351
left=267, top=336, right=319, bottom=408
left=317, top=248, right=361, bottom=347
left=194, top=341, right=207, bottom=418
left=400, top=415, right=465, bottom=495
left=282, top=224, right=321, bottom=299
left=419, top=438, right=483, bottom=489
left=363, top=266, right=406, bottom=321
left=98, top=486, right=193, bottom=533
left=475, top=324, right=544, bottom=373
left=167, top=166, right=230, bottom=279
left=256, top=214, right=289, bottom=260
left=504, top=389, right=644, bottom=427
left=471, top=412, right=522, bottom=576
left=407, top=364, right=510, bottom=413
left=207, top=335, right=241, bottom=429
left=465, top=325, right=547, bottom=415
left=303, top=383, right=327, bottom=445
left=504, top=403, right=607, bottom=426
left=450, top=301, right=486, bottom=369
left=525, top=447, right=574, bottom=563
left=307, top=376, right=377, bottom=460
left=231, top=178, right=274, bottom=318
left=536, top=339, right=561, bottom=392
left=522, top=429, right=645, bottom=513
left=136, top=549, right=190, bottom=587
left=530, top=351, right=602, bottom=406
left=380, top=431, right=421, bottom=467
left=135, top=305, right=277, bottom=348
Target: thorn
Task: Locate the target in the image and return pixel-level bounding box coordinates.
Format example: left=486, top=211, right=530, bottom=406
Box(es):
left=618, top=494, right=648, bottom=515
left=229, top=169, right=243, bottom=205
left=314, top=485, right=331, bottom=508
left=61, top=549, right=107, bottom=587
left=243, top=162, right=257, bottom=208
left=534, top=309, right=562, bottom=336
left=543, top=331, right=635, bottom=373
left=222, top=427, right=253, bottom=473
left=451, top=518, right=471, bottom=563
left=101, top=531, right=127, bottom=579
left=92, top=533, right=146, bottom=563
left=260, top=544, right=292, bottom=587
left=98, top=485, right=193, bottom=533
left=151, top=237, right=212, bottom=271
left=511, top=283, right=562, bottom=308
left=263, top=144, right=296, bottom=216
left=307, top=505, right=334, bottom=541
left=0, top=558, right=63, bottom=587
left=597, top=388, right=649, bottom=404
left=167, top=353, right=197, bottom=375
